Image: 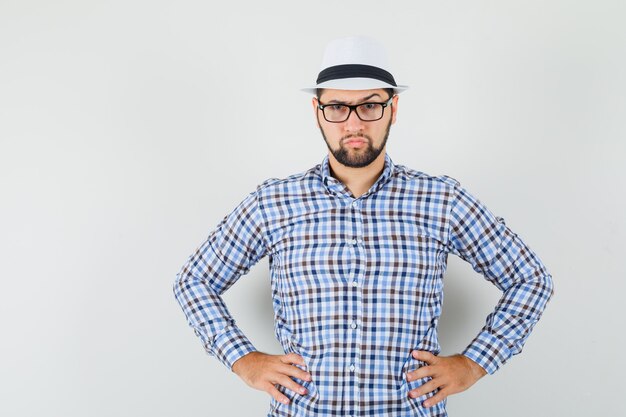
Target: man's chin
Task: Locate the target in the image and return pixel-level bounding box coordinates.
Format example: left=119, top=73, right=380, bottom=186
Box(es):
left=334, top=153, right=376, bottom=168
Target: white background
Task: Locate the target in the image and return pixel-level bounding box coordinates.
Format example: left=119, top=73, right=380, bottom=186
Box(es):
left=1, top=1, right=624, bottom=416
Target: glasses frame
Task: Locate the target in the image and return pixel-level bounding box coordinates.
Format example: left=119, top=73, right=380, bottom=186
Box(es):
left=317, top=96, right=395, bottom=123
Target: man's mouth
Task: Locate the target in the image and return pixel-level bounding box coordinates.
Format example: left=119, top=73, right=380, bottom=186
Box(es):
left=344, top=137, right=367, bottom=147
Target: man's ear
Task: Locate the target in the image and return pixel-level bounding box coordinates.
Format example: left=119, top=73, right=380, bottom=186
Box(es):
left=391, top=94, right=399, bottom=124
left=312, top=97, right=321, bottom=128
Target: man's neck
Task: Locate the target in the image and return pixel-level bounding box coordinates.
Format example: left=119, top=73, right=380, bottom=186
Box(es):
left=328, top=150, right=386, bottom=199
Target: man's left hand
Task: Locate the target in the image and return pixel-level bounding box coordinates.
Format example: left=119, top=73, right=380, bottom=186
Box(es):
left=406, top=350, right=487, bottom=408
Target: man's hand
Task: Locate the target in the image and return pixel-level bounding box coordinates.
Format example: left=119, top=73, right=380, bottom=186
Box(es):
left=406, top=350, right=487, bottom=408
left=231, top=351, right=312, bottom=406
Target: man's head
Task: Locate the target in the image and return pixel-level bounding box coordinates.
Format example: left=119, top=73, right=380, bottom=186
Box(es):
left=303, top=36, right=407, bottom=168
left=313, top=87, right=399, bottom=168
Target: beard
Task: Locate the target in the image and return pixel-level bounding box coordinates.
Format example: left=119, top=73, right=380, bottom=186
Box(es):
left=319, top=117, right=392, bottom=168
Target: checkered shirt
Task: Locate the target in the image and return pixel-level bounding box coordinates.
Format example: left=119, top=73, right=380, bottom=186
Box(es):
left=173, top=153, right=554, bottom=417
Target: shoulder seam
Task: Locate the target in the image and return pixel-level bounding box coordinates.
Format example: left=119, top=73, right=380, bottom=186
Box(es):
left=255, top=165, right=321, bottom=192
left=392, top=164, right=460, bottom=188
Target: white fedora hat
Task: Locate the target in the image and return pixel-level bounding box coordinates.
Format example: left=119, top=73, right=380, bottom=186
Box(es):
left=302, top=36, right=408, bottom=95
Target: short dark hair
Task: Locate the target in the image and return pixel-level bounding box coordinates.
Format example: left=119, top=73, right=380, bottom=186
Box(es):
left=316, top=87, right=395, bottom=101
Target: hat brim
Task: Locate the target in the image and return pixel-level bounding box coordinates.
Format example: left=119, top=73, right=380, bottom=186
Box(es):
left=301, top=77, right=408, bottom=95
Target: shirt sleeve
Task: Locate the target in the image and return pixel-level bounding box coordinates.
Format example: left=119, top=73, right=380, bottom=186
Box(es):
left=172, top=188, right=269, bottom=372
left=445, top=180, right=554, bottom=375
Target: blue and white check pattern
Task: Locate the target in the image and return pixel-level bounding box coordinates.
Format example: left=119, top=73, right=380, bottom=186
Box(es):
left=173, top=153, right=554, bottom=417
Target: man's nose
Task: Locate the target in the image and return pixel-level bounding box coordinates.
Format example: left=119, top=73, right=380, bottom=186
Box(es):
left=344, top=108, right=364, bottom=131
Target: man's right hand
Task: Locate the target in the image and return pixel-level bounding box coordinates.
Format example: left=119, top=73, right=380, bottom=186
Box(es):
left=231, top=351, right=312, bottom=405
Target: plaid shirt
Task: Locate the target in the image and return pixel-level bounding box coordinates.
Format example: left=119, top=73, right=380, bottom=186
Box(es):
left=173, top=153, right=554, bottom=417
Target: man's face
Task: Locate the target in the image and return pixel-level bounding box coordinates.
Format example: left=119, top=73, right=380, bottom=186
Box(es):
left=313, top=88, right=399, bottom=168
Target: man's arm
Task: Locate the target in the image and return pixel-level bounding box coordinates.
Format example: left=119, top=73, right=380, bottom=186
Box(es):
left=406, top=179, right=554, bottom=407
left=447, top=181, right=554, bottom=375
left=172, top=188, right=312, bottom=405
left=172, top=190, right=268, bottom=371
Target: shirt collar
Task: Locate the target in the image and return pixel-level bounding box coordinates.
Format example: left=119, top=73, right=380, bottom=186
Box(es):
left=320, top=152, right=396, bottom=198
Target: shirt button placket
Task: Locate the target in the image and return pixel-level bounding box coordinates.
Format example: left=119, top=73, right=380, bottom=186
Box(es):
left=349, top=198, right=364, bottom=417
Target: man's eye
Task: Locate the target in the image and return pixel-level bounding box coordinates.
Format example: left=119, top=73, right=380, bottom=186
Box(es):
left=330, top=105, right=345, bottom=111
left=362, top=103, right=376, bottom=110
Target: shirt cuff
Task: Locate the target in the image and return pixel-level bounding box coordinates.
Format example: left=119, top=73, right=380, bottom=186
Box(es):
left=212, top=325, right=258, bottom=372
left=462, top=330, right=512, bottom=375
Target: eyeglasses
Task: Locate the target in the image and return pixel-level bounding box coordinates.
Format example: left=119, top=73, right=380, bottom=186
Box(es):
left=317, top=96, right=394, bottom=123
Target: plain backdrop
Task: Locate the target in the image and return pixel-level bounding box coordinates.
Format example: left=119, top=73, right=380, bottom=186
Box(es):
left=1, top=1, right=624, bottom=416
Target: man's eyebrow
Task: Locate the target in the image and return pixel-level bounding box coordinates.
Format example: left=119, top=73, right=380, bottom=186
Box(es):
left=326, top=93, right=382, bottom=104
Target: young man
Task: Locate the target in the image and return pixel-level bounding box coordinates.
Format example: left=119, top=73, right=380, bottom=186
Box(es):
left=173, top=36, right=554, bottom=417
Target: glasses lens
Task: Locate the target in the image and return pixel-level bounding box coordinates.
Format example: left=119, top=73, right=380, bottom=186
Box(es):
left=323, top=105, right=350, bottom=122
left=356, top=103, right=384, bottom=121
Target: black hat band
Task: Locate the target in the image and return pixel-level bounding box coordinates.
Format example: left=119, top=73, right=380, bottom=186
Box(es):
left=316, top=64, right=397, bottom=86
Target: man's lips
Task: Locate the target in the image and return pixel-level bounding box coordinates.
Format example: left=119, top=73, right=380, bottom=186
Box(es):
left=344, top=137, right=367, bottom=146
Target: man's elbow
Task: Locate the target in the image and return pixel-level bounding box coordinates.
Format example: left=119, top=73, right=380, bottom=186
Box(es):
left=536, top=271, right=555, bottom=308
left=545, top=273, right=555, bottom=302
left=172, top=269, right=191, bottom=305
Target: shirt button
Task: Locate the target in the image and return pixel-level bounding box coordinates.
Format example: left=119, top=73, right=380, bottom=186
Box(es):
left=351, top=280, right=358, bottom=287
left=351, top=200, right=359, bottom=209
left=351, top=238, right=358, bottom=245
left=349, top=364, right=355, bottom=372
left=351, top=321, right=357, bottom=329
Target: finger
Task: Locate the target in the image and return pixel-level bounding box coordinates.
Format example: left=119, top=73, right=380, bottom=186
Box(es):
left=291, top=366, right=313, bottom=381
left=423, top=388, right=448, bottom=408
left=281, top=353, right=306, bottom=366
left=276, top=374, right=308, bottom=396
left=279, top=353, right=311, bottom=380
left=412, top=350, right=436, bottom=364
left=409, top=379, right=440, bottom=399
left=406, top=365, right=433, bottom=382
left=267, top=384, right=291, bottom=405
left=278, top=363, right=312, bottom=381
